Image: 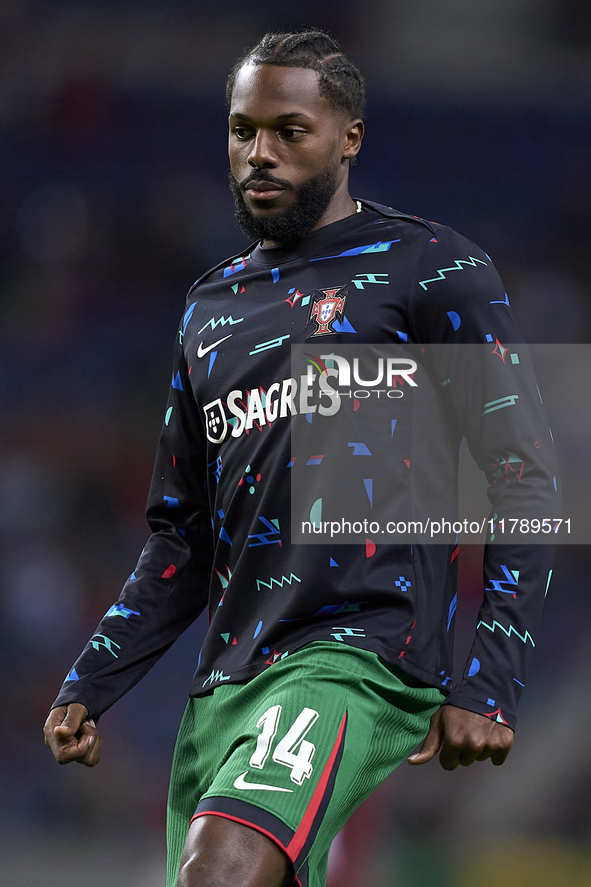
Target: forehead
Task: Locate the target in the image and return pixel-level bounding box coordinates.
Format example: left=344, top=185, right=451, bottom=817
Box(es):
left=230, top=64, right=334, bottom=120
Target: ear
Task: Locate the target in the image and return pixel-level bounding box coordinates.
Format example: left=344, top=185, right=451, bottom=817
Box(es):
left=341, top=119, right=364, bottom=163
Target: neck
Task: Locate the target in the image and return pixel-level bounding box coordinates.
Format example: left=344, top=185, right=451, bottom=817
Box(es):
left=311, top=180, right=357, bottom=232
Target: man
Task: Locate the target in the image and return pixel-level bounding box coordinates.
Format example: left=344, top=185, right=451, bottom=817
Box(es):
left=44, top=30, right=559, bottom=887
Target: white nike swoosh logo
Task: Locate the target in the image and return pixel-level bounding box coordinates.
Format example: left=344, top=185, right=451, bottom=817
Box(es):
left=233, top=771, right=293, bottom=793
left=197, top=335, right=233, bottom=357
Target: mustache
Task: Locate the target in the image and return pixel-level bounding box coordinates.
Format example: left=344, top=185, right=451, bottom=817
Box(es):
left=236, top=170, right=293, bottom=191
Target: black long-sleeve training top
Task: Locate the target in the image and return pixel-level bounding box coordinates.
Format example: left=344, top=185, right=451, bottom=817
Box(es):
left=53, top=200, right=560, bottom=730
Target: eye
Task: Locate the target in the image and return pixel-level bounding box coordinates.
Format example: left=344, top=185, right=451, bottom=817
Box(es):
left=280, top=127, right=306, bottom=141
left=232, top=126, right=253, bottom=140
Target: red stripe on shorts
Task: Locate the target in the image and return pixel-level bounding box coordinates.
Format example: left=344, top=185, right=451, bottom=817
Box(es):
left=287, top=710, right=348, bottom=861
left=190, top=810, right=302, bottom=887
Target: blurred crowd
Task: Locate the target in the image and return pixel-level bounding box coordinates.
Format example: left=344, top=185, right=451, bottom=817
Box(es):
left=1, top=2, right=591, bottom=885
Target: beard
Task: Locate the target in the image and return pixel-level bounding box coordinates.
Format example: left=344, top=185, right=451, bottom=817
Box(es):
left=229, top=160, right=340, bottom=247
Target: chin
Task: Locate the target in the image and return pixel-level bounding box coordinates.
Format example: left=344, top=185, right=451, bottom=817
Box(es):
left=246, top=201, right=291, bottom=217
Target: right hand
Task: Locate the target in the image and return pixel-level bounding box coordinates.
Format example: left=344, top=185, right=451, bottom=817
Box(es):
left=43, top=702, right=103, bottom=767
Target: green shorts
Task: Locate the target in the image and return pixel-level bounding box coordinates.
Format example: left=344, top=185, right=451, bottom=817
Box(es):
left=167, top=642, right=444, bottom=887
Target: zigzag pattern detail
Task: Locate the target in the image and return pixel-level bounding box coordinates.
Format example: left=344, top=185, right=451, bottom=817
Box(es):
left=477, top=620, right=535, bottom=646
left=256, top=573, right=301, bottom=591
left=418, top=256, right=488, bottom=290
left=202, top=669, right=231, bottom=687
left=198, top=315, right=243, bottom=334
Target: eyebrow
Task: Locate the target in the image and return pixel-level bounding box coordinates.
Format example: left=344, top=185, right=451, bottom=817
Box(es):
left=229, top=112, right=313, bottom=122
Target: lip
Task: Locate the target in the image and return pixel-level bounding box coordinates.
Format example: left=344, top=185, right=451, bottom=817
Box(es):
left=244, top=182, right=285, bottom=201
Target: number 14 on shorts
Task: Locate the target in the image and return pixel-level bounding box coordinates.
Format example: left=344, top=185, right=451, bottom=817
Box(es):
left=250, top=705, right=319, bottom=786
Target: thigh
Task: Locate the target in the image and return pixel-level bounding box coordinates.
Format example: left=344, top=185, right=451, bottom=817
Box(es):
left=177, top=814, right=294, bottom=887
left=304, top=653, right=444, bottom=886
left=167, top=643, right=443, bottom=887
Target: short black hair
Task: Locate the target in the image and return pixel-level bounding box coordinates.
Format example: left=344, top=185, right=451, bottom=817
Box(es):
left=226, top=30, right=366, bottom=120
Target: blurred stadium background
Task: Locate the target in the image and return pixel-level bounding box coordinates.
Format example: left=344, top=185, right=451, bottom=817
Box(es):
left=1, top=1, right=591, bottom=884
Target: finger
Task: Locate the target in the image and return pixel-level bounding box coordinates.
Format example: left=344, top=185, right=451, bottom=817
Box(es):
left=54, top=729, right=96, bottom=765
left=55, top=736, right=89, bottom=764
left=491, top=746, right=511, bottom=766
left=45, top=704, right=97, bottom=765
left=71, top=717, right=103, bottom=767
left=458, top=746, right=483, bottom=767
left=485, top=725, right=513, bottom=766
left=53, top=703, right=89, bottom=739
left=438, top=740, right=462, bottom=771
left=463, top=734, right=512, bottom=766
left=78, top=718, right=97, bottom=735
left=44, top=706, right=68, bottom=747
left=407, top=711, right=444, bottom=765
left=80, top=733, right=103, bottom=768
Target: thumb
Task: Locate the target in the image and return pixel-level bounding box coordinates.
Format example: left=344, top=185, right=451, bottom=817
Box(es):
left=407, top=708, right=444, bottom=765
left=54, top=703, right=89, bottom=737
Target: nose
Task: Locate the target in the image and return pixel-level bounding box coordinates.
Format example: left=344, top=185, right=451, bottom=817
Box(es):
left=248, top=129, right=277, bottom=169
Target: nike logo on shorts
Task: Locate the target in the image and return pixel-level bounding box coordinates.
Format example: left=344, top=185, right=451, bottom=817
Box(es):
left=233, top=771, right=293, bottom=793
left=197, top=335, right=233, bottom=357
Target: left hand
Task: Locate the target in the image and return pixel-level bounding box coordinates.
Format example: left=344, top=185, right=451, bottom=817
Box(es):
left=407, top=704, right=513, bottom=770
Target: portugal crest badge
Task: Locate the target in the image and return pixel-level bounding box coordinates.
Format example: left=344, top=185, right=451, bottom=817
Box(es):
left=307, top=286, right=348, bottom=338
left=203, top=398, right=228, bottom=444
